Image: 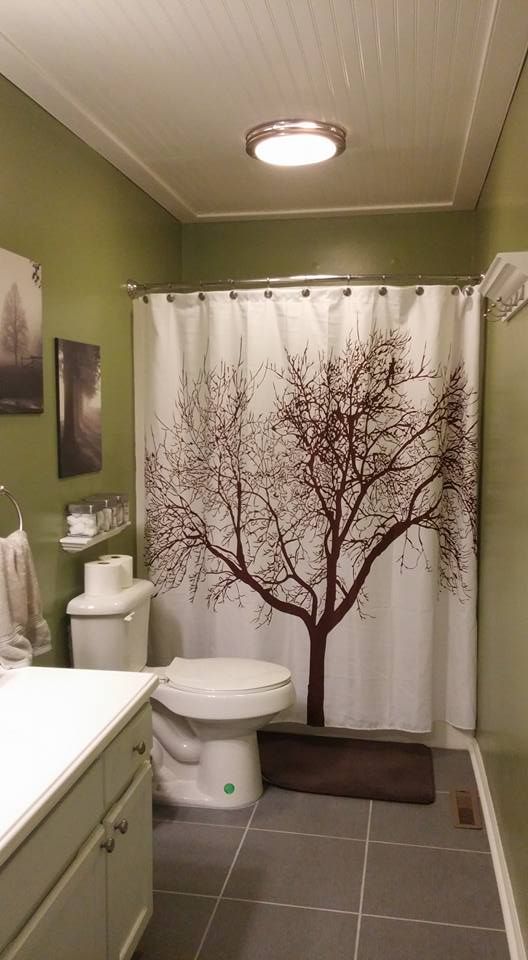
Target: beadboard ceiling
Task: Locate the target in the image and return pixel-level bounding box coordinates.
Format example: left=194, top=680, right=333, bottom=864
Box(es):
left=0, top=0, right=527, bottom=222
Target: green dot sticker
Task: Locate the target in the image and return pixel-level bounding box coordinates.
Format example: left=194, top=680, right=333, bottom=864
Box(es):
left=224, top=782, right=235, bottom=795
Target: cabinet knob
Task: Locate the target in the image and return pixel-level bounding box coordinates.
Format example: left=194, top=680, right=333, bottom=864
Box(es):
left=133, top=740, right=147, bottom=755
left=101, top=837, right=115, bottom=853
left=114, top=818, right=129, bottom=835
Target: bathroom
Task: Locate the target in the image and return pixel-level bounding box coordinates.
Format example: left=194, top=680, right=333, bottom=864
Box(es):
left=0, top=2, right=527, bottom=958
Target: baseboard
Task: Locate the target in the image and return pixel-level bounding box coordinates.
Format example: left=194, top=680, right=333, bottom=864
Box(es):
left=469, top=739, right=527, bottom=960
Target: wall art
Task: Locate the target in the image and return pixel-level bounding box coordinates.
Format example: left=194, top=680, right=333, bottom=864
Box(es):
left=0, top=248, right=43, bottom=413
left=55, top=338, right=102, bottom=477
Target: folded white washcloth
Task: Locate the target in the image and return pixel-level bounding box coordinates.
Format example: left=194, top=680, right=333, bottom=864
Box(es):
left=0, top=530, right=52, bottom=669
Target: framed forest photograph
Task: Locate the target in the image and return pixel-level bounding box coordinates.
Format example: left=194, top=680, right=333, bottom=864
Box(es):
left=55, top=338, right=102, bottom=477
left=0, top=247, right=43, bottom=413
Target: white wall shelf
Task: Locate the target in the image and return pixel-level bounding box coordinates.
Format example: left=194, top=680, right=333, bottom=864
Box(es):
left=60, top=522, right=131, bottom=554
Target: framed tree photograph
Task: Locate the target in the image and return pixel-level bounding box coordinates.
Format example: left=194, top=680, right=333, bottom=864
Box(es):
left=0, top=247, right=43, bottom=413
left=55, top=338, right=102, bottom=477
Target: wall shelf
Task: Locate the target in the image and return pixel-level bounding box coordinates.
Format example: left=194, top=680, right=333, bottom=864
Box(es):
left=60, top=522, right=131, bottom=554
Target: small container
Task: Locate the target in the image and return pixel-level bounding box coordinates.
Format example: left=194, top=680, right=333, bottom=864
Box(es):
left=84, top=494, right=114, bottom=531
left=66, top=503, right=100, bottom=538
left=116, top=494, right=129, bottom=524
left=95, top=493, right=126, bottom=527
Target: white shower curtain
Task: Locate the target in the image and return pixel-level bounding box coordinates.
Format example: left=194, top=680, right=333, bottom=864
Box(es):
left=134, top=284, right=480, bottom=732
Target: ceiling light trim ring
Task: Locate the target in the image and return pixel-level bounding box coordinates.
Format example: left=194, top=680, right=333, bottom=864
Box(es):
left=245, top=119, right=346, bottom=166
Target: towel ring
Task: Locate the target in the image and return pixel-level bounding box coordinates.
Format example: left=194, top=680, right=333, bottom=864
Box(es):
left=0, top=485, right=24, bottom=531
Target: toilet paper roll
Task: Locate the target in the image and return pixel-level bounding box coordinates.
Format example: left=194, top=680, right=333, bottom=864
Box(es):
left=84, top=558, right=126, bottom=596
left=99, top=553, right=133, bottom=589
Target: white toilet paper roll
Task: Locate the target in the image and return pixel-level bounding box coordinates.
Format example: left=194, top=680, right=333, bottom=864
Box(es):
left=84, top=558, right=126, bottom=596
left=99, top=553, right=133, bottom=588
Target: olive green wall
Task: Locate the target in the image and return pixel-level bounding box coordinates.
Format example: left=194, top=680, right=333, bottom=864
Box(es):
left=0, top=75, right=181, bottom=666
left=182, top=211, right=476, bottom=281
left=475, top=57, right=528, bottom=944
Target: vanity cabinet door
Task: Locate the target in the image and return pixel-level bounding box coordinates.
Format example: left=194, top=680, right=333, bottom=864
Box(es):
left=1, top=826, right=106, bottom=960
left=103, top=761, right=153, bottom=960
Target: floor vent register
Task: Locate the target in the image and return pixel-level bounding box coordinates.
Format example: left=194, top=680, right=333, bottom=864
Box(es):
left=451, top=788, right=483, bottom=829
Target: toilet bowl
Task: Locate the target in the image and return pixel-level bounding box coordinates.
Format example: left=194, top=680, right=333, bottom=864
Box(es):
left=148, top=657, right=295, bottom=808
left=67, top=579, right=296, bottom=809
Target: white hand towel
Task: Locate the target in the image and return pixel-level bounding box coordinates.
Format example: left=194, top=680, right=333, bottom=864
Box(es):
left=0, top=530, right=52, bottom=669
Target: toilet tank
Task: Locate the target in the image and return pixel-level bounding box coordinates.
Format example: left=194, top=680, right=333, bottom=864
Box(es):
left=67, top=579, right=155, bottom=671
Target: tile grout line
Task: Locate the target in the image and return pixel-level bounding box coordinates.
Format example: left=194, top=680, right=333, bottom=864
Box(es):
left=361, top=912, right=507, bottom=934
left=150, top=890, right=507, bottom=933
left=154, top=821, right=489, bottom=855
left=353, top=799, right=373, bottom=960
left=193, top=802, right=259, bottom=960
left=368, top=839, right=490, bottom=855
left=248, top=827, right=490, bottom=855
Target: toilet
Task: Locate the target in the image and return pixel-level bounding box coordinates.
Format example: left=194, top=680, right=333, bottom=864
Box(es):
left=67, top=579, right=295, bottom=808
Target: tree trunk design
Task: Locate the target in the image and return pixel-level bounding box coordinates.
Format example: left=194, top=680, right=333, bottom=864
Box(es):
left=307, top=629, right=328, bottom=726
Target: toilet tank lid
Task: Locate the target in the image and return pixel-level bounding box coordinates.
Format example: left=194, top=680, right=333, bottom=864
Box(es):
left=67, top=579, right=155, bottom=616
left=165, top=657, right=291, bottom=693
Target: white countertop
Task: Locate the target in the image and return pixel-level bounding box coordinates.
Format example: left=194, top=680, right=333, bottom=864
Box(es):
left=0, top=666, right=158, bottom=867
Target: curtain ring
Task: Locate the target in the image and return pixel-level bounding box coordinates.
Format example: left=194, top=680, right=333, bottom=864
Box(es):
left=463, top=285, right=474, bottom=297
left=343, top=287, right=352, bottom=297
left=415, top=286, right=424, bottom=296
left=451, top=286, right=459, bottom=295
left=302, top=288, right=310, bottom=298
left=230, top=289, right=238, bottom=300
left=142, top=295, right=149, bottom=303
left=167, top=293, right=174, bottom=302
left=264, top=288, right=273, bottom=299
left=378, top=286, right=387, bottom=296
left=198, top=291, right=206, bottom=301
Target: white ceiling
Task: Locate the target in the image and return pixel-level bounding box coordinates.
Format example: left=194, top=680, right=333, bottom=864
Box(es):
left=0, top=0, right=527, bottom=222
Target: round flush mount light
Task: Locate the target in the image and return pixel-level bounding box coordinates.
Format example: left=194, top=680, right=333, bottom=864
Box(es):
left=245, top=119, right=346, bottom=167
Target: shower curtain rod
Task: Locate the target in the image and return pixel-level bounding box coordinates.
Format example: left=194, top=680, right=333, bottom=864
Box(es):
left=126, top=272, right=482, bottom=298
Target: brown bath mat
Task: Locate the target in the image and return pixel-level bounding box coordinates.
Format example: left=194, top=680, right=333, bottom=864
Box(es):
left=258, top=731, right=435, bottom=804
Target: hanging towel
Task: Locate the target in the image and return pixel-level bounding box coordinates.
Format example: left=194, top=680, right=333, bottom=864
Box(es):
left=0, top=530, right=51, bottom=669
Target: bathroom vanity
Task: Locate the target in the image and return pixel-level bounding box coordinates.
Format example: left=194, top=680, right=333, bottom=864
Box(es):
left=0, top=666, right=158, bottom=959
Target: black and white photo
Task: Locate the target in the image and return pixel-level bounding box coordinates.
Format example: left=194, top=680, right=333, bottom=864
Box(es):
left=55, top=337, right=102, bottom=477
left=0, top=248, right=43, bottom=413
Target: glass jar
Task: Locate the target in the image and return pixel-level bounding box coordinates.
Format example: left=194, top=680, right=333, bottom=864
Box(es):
left=84, top=494, right=114, bottom=531
left=97, top=493, right=126, bottom=527
left=66, top=503, right=100, bottom=538
left=116, top=494, right=129, bottom=524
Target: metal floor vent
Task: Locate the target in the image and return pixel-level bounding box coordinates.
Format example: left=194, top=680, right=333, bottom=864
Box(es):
left=451, top=789, right=483, bottom=829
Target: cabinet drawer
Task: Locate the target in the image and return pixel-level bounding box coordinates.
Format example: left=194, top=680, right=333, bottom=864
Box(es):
left=0, top=758, right=104, bottom=952
left=104, top=704, right=152, bottom=806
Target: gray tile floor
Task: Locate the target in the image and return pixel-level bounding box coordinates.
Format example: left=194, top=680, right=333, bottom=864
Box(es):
left=135, top=748, right=510, bottom=960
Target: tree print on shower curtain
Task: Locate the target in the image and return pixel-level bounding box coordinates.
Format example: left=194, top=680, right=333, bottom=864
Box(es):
left=145, top=329, right=478, bottom=726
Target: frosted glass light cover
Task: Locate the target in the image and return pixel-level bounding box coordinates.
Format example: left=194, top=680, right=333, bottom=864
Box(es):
left=246, top=119, right=346, bottom=167
left=254, top=133, right=337, bottom=166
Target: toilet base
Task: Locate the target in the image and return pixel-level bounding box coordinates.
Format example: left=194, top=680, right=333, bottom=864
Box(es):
left=152, top=731, right=264, bottom=809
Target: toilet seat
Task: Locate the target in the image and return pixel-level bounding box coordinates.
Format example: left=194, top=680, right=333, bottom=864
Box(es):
left=146, top=656, right=294, bottom=722
left=163, top=656, right=291, bottom=694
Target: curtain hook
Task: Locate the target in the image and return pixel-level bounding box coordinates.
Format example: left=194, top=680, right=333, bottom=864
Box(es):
left=415, top=286, right=424, bottom=296
left=142, top=295, right=149, bottom=303
left=302, top=288, right=310, bottom=298
left=463, top=285, right=474, bottom=297
left=343, top=287, right=352, bottom=297
left=264, top=279, right=272, bottom=299
left=167, top=293, right=174, bottom=303
left=379, top=286, right=387, bottom=296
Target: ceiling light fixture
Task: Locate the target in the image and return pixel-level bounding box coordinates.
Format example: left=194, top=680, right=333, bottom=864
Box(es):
left=245, top=119, right=346, bottom=167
